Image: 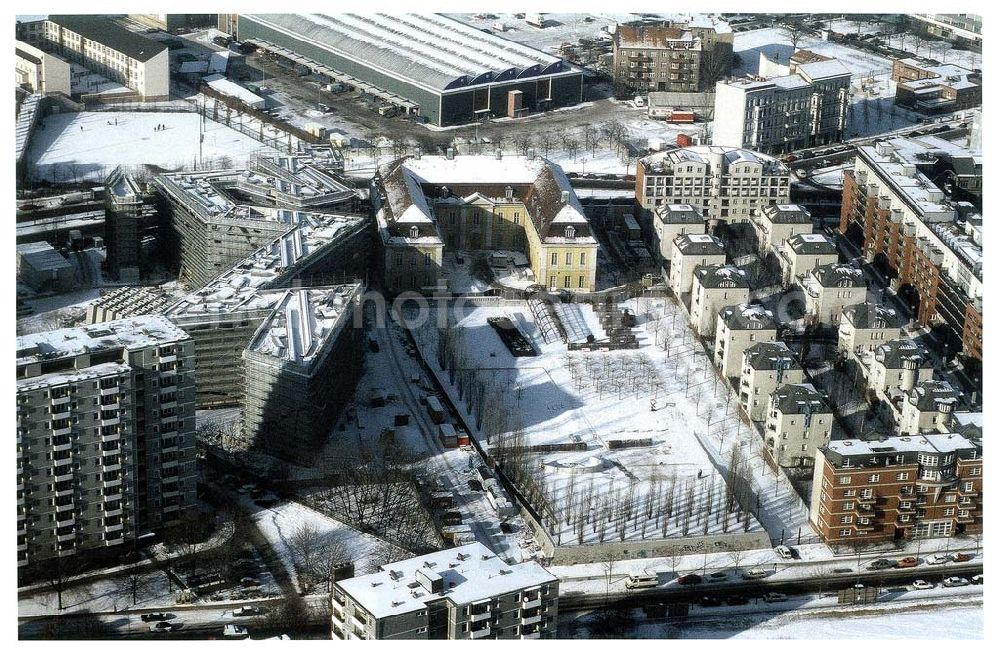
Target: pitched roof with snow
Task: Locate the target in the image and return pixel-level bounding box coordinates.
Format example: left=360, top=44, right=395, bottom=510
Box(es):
left=673, top=232, right=725, bottom=256
left=809, top=262, right=865, bottom=288
left=841, top=302, right=902, bottom=330
left=639, top=145, right=788, bottom=176
left=743, top=341, right=800, bottom=372
left=770, top=383, right=832, bottom=415
left=786, top=233, right=837, bottom=255
left=906, top=380, right=963, bottom=412
left=374, top=155, right=594, bottom=246
left=694, top=264, right=749, bottom=289
left=873, top=339, right=932, bottom=370
left=823, top=433, right=979, bottom=462
left=655, top=203, right=705, bottom=224
left=762, top=203, right=811, bottom=224
left=719, top=303, right=777, bottom=331
left=243, top=14, right=569, bottom=93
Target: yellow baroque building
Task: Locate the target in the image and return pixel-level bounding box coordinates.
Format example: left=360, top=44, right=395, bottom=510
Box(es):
left=372, top=154, right=598, bottom=294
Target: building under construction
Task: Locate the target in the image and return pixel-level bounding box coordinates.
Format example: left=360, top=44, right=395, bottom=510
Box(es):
left=154, top=152, right=365, bottom=288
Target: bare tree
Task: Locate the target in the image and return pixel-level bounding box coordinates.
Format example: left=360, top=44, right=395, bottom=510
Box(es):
left=781, top=20, right=808, bottom=52
left=114, top=568, right=152, bottom=609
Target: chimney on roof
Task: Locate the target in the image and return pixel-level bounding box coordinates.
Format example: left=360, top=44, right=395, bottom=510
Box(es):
left=561, top=190, right=570, bottom=203
left=446, top=147, right=455, bottom=160
left=527, top=148, right=536, bottom=160
left=415, top=147, right=422, bottom=159
left=495, top=149, right=503, bottom=160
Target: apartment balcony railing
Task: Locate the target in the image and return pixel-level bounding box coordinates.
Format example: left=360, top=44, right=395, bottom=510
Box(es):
left=51, top=396, right=71, bottom=406
left=52, top=426, right=72, bottom=437
left=522, top=597, right=542, bottom=610
left=470, top=627, right=491, bottom=639
left=470, top=609, right=492, bottom=622
left=522, top=631, right=541, bottom=639
left=56, top=518, right=76, bottom=529
left=54, top=472, right=75, bottom=483
left=521, top=614, right=542, bottom=625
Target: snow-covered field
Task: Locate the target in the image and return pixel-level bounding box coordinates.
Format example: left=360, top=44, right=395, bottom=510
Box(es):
left=250, top=501, right=397, bottom=589
left=410, top=297, right=808, bottom=547
left=27, top=111, right=275, bottom=182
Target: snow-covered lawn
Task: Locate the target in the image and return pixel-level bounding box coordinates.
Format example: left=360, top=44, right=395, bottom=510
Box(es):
left=27, top=111, right=276, bottom=183
left=411, top=297, right=786, bottom=547
left=250, top=500, right=400, bottom=590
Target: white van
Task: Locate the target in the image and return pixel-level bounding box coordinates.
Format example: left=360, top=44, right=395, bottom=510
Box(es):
left=625, top=574, right=659, bottom=590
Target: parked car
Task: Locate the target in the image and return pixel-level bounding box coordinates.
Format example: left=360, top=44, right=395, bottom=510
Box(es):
left=830, top=567, right=853, bottom=574
left=911, top=580, right=934, bottom=590
left=971, top=574, right=983, bottom=585
left=223, top=624, right=249, bottom=638
left=150, top=621, right=175, bottom=633
left=928, top=554, right=952, bottom=565
left=774, top=545, right=793, bottom=559
left=762, top=592, right=787, bottom=603
left=699, top=596, right=722, bottom=607
left=943, top=577, right=970, bottom=588
left=741, top=569, right=768, bottom=580
left=895, top=556, right=919, bottom=568
left=867, top=559, right=896, bottom=571
left=953, top=553, right=974, bottom=563
left=677, top=574, right=702, bottom=585
left=141, top=613, right=169, bottom=622
left=233, top=606, right=264, bottom=617
left=707, top=571, right=728, bottom=582
left=725, top=594, right=749, bottom=606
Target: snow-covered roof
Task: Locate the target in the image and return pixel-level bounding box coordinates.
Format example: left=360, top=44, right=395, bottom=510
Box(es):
left=786, top=233, right=836, bottom=255
left=795, top=59, right=852, bottom=81
left=719, top=303, right=777, bottom=331
left=873, top=339, right=932, bottom=370
left=761, top=203, right=811, bottom=224
left=16, top=315, right=190, bottom=366
left=243, top=13, right=568, bottom=93
left=770, top=383, right=832, bottom=415
left=17, top=361, right=132, bottom=393
left=245, top=285, right=361, bottom=369
left=673, top=232, right=725, bottom=255
left=694, top=263, right=749, bottom=289
left=907, top=380, right=962, bottom=412
left=166, top=213, right=364, bottom=319
left=337, top=542, right=556, bottom=619
left=808, top=262, right=865, bottom=288
left=825, top=433, right=978, bottom=459
left=841, top=302, right=902, bottom=330
left=375, top=155, right=594, bottom=246
left=640, top=145, right=787, bottom=176
left=203, top=74, right=265, bottom=106
left=743, top=341, right=800, bottom=371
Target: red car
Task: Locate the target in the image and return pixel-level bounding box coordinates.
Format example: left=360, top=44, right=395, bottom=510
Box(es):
left=677, top=574, right=702, bottom=585
left=895, top=557, right=919, bottom=568
left=953, top=553, right=974, bottom=563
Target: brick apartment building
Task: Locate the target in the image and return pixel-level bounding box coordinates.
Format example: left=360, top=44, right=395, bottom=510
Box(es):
left=612, top=18, right=733, bottom=94
left=810, top=433, right=982, bottom=544
left=839, top=136, right=982, bottom=369
left=891, top=58, right=981, bottom=115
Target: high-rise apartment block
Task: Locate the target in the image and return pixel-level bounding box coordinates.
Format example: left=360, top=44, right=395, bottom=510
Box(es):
left=16, top=316, right=196, bottom=570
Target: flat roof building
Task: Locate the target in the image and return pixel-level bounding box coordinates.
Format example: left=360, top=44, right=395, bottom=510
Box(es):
left=19, top=15, right=169, bottom=100
left=713, top=59, right=851, bottom=154
left=231, top=13, right=583, bottom=126
left=16, top=316, right=196, bottom=569
left=16, top=241, right=74, bottom=294
left=333, top=542, right=558, bottom=640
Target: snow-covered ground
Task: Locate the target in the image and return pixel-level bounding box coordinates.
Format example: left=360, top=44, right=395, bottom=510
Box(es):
left=249, top=501, right=394, bottom=589
left=17, top=287, right=101, bottom=335
left=27, top=111, right=276, bottom=183
left=410, top=297, right=805, bottom=548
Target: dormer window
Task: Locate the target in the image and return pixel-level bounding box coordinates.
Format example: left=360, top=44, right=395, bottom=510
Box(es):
left=564, top=226, right=576, bottom=239
left=409, top=225, right=419, bottom=239
left=505, top=186, right=513, bottom=200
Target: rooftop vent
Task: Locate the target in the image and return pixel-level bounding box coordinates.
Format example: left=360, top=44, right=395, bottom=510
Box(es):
left=561, top=190, right=570, bottom=203
left=446, top=147, right=455, bottom=160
